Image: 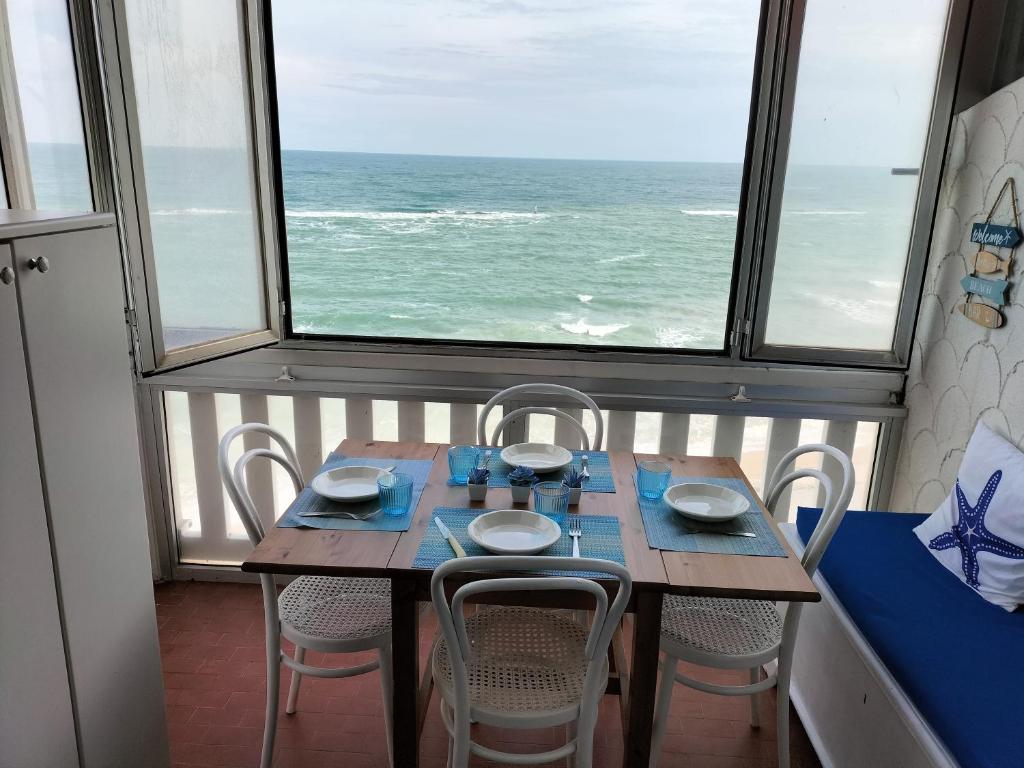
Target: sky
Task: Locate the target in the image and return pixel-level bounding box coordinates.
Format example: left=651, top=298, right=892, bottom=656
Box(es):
left=8, top=0, right=950, bottom=166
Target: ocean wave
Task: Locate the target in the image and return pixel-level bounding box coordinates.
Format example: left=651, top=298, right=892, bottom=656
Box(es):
left=577, top=294, right=594, bottom=304
left=285, top=208, right=547, bottom=221
left=656, top=327, right=705, bottom=347
left=388, top=314, right=412, bottom=319
left=808, top=293, right=897, bottom=324
left=867, top=279, right=900, bottom=290
left=598, top=253, right=644, bottom=264
left=151, top=207, right=247, bottom=216
left=680, top=209, right=738, bottom=217
left=560, top=319, right=629, bottom=338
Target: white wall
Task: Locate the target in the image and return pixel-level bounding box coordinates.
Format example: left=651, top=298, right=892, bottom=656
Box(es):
left=891, top=75, right=1024, bottom=512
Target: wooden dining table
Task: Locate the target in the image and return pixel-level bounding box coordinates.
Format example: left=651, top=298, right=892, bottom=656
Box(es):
left=242, top=439, right=819, bottom=767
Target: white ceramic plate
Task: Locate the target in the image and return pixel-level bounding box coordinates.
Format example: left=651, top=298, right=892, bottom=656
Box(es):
left=663, top=483, right=750, bottom=522
left=500, top=442, right=573, bottom=473
left=311, top=465, right=391, bottom=502
left=467, top=509, right=561, bottom=555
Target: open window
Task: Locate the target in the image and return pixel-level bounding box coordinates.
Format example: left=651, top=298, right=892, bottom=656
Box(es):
left=746, top=0, right=958, bottom=367
left=0, top=0, right=93, bottom=211
left=100, top=0, right=281, bottom=372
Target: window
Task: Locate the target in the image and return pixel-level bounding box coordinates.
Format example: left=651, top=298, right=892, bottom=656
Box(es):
left=757, top=0, right=949, bottom=353
left=2, top=0, right=92, bottom=210
left=121, top=0, right=275, bottom=359
left=272, top=0, right=763, bottom=350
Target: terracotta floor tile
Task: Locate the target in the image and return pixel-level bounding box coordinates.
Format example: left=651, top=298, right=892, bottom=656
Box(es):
left=158, top=580, right=821, bottom=768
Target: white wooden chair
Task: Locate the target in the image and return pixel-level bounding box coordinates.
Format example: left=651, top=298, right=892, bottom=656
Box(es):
left=430, top=556, right=631, bottom=767
left=649, top=444, right=855, bottom=768
left=478, top=383, right=604, bottom=450
left=218, top=423, right=393, bottom=768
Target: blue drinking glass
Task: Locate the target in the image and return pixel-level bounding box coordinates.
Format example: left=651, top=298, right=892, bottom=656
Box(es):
left=448, top=445, right=481, bottom=485
left=533, top=481, right=570, bottom=517
left=637, top=460, right=672, bottom=500
left=378, top=472, right=414, bottom=517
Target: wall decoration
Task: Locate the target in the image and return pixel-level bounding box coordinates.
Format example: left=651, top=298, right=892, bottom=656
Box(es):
left=957, top=178, right=1020, bottom=328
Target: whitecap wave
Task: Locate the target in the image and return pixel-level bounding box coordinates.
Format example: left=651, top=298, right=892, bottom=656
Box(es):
left=655, top=327, right=704, bottom=347
left=560, top=319, right=629, bottom=337
left=577, top=294, right=594, bottom=304
left=867, top=279, right=900, bottom=290
left=598, top=253, right=644, bottom=264
left=285, top=208, right=547, bottom=221
left=680, top=209, right=738, bottom=217
left=388, top=314, right=412, bottom=319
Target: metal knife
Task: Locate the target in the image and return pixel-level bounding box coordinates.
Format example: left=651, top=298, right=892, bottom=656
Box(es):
left=434, top=517, right=466, bottom=558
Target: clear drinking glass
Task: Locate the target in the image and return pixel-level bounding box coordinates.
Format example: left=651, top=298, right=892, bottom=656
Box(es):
left=637, top=460, right=672, bottom=500
left=448, top=445, right=481, bottom=484
left=377, top=472, right=414, bottom=517
left=533, top=481, right=570, bottom=517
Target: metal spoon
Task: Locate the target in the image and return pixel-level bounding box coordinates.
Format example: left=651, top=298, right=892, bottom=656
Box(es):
left=581, top=455, right=590, bottom=480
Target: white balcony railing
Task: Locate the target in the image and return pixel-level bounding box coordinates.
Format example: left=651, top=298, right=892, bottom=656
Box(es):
left=161, top=390, right=886, bottom=567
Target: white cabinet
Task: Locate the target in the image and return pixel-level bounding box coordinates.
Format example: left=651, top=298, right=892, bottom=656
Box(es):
left=0, top=212, right=168, bottom=768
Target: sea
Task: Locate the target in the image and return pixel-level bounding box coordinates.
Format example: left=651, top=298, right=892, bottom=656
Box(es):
left=29, top=143, right=921, bottom=352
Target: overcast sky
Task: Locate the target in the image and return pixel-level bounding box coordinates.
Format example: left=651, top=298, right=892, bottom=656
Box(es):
left=10, top=0, right=949, bottom=166
left=271, top=0, right=949, bottom=164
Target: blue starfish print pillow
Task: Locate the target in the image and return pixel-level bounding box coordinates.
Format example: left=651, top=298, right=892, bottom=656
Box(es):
left=914, top=421, right=1024, bottom=611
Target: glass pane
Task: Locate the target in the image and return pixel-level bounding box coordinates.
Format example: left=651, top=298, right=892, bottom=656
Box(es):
left=6, top=0, right=92, bottom=210
left=125, top=0, right=266, bottom=352
left=764, top=0, right=948, bottom=350
left=273, top=1, right=761, bottom=349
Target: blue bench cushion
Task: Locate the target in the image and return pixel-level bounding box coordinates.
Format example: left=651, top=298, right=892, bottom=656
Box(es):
left=797, top=509, right=1024, bottom=768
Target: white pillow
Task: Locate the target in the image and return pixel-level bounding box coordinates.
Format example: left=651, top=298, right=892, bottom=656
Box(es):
left=913, top=421, right=1024, bottom=611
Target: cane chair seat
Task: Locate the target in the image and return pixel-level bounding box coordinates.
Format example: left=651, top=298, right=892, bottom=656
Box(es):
left=432, top=606, right=594, bottom=717
left=279, top=575, right=392, bottom=641
left=661, top=595, right=783, bottom=658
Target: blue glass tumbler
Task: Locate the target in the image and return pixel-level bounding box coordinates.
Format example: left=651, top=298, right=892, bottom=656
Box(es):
left=637, top=460, right=672, bottom=500
left=533, top=481, right=570, bottom=517
left=377, top=472, right=414, bottom=517
left=448, top=445, right=481, bottom=485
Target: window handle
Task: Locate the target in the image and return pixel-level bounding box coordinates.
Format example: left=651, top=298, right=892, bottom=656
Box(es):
left=27, top=256, right=50, bottom=273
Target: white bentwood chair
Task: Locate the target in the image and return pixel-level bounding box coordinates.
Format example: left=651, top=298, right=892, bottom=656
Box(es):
left=649, top=444, right=855, bottom=768
left=430, top=556, right=631, bottom=767
left=218, top=423, right=393, bottom=768
left=478, top=383, right=604, bottom=450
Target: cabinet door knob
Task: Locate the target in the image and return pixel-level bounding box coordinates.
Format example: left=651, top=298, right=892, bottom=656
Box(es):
left=27, top=256, right=50, bottom=273
left=0, top=266, right=13, bottom=285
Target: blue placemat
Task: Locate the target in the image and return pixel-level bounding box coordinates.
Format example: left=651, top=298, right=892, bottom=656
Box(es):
left=448, top=449, right=616, bottom=493
left=413, top=507, right=626, bottom=578
left=637, top=476, right=786, bottom=557
left=276, top=453, right=432, bottom=531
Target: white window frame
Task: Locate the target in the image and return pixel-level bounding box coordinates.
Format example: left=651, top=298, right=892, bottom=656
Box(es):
left=739, top=0, right=971, bottom=368
left=93, top=0, right=282, bottom=373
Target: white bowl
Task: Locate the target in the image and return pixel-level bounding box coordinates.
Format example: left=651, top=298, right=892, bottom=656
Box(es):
left=467, top=509, right=561, bottom=555
left=500, top=442, right=573, bottom=473
left=663, top=483, right=750, bottom=522
left=311, top=465, right=391, bottom=502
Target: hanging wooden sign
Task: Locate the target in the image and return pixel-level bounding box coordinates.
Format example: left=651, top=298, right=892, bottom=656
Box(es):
left=958, top=301, right=1004, bottom=328
left=960, top=275, right=1008, bottom=304
left=970, top=222, right=1022, bottom=248
left=960, top=178, right=1019, bottom=329
left=974, top=250, right=1009, bottom=276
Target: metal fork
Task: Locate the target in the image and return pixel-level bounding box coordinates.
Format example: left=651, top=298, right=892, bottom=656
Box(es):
left=569, top=515, right=583, bottom=557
